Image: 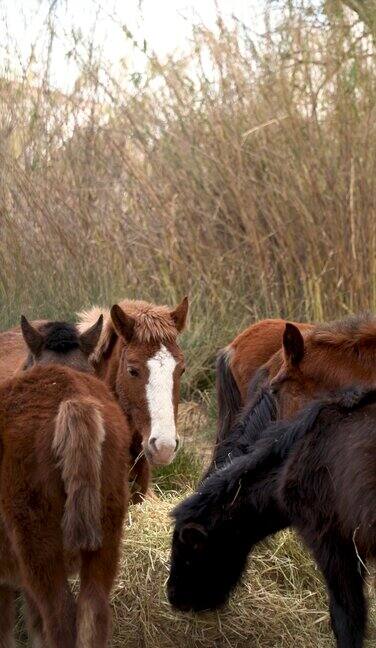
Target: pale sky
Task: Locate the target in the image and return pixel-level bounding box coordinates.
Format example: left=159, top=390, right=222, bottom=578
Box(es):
left=0, top=0, right=266, bottom=91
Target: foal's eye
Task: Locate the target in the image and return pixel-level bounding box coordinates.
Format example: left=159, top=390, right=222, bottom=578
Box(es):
left=127, top=367, right=139, bottom=377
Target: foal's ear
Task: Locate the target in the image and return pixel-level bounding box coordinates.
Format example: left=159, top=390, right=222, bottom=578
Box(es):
left=20, top=316, right=44, bottom=356
left=179, top=522, right=207, bottom=549
left=110, top=304, right=136, bottom=343
left=79, top=314, right=103, bottom=356
left=283, top=323, right=304, bottom=367
left=170, top=296, right=189, bottom=333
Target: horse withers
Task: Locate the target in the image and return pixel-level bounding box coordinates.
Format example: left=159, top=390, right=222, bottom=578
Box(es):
left=0, top=317, right=131, bottom=648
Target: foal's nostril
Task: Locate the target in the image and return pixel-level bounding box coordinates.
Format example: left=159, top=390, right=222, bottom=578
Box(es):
left=149, top=437, right=157, bottom=452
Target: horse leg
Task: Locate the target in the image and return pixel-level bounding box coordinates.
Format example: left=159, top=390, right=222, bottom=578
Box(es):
left=23, top=591, right=47, bottom=648
left=20, top=562, right=75, bottom=648
left=129, top=441, right=150, bottom=503
left=0, top=585, right=15, bottom=648
left=22, top=565, right=75, bottom=648
left=304, top=531, right=365, bottom=648
left=6, top=521, right=76, bottom=648
left=77, top=519, right=123, bottom=647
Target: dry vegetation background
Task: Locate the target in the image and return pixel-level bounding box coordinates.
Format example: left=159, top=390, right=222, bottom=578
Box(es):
left=1, top=0, right=376, bottom=398
left=2, top=0, right=376, bottom=645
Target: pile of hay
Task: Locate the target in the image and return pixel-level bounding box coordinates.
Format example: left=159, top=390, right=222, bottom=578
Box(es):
left=110, top=495, right=376, bottom=648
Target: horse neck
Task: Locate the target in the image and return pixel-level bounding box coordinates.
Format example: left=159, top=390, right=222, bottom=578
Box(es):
left=95, top=337, right=122, bottom=396
left=0, top=381, right=9, bottom=430
left=306, top=345, right=376, bottom=389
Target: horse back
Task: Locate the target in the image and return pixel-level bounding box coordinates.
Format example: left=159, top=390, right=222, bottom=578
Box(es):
left=0, top=365, right=130, bottom=505
left=280, top=398, right=376, bottom=552
left=228, top=319, right=313, bottom=400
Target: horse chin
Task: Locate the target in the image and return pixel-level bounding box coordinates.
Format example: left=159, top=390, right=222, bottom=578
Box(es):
left=143, top=447, right=174, bottom=468
left=167, top=584, right=228, bottom=613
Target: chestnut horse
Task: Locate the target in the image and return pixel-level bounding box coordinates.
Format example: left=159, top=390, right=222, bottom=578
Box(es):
left=0, top=296, right=188, bottom=498
left=215, top=319, right=313, bottom=446
left=208, top=314, right=376, bottom=475
left=0, top=317, right=131, bottom=648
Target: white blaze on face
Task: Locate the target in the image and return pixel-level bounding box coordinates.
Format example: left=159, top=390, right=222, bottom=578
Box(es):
left=146, top=344, right=178, bottom=465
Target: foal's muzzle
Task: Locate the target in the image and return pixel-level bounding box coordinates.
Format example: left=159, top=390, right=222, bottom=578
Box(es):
left=146, top=435, right=180, bottom=466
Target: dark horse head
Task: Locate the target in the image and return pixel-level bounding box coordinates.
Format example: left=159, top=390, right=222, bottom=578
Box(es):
left=21, top=315, right=103, bottom=373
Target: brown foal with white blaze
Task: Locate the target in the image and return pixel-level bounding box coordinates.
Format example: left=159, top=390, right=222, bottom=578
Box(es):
left=77, top=297, right=188, bottom=495
left=0, top=297, right=188, bottom=499
left=0, top=317, right=131, bottom=648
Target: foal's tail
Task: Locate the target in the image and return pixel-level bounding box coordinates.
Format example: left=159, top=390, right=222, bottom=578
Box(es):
left=53, top=398, right=105, bottom=552
left=216, top=347, right=242, bottom=444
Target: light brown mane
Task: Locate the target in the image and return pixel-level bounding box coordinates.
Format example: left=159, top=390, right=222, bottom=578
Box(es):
left=310, top=313, right=376, bottom=351
left=77, top=299, right=178, bottom=361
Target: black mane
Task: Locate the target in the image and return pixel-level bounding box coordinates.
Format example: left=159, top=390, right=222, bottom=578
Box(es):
left=39, top=322, right=80, bottom=353
left=211, top=387, right=276, bottom=468
left=202, top=366, right=277, bottom=481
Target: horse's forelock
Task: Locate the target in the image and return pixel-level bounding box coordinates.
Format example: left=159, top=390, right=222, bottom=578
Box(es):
left=77, top=301, right=178, bottom=361
left=40, top=322, right=80, bottom=353
left=117, top=299, right=178, bottom=344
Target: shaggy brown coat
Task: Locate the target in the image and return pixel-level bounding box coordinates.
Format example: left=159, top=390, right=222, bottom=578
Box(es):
left=0, top=364, right=130, bottom=648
